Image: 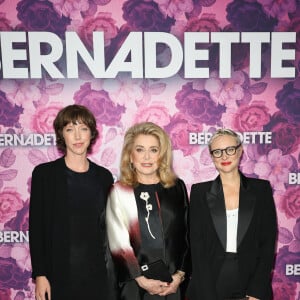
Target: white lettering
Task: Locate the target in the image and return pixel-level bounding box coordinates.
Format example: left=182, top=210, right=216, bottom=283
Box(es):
left=289, top=173, right=300, bottom=184
left=144, top=32, right=182, bottom=78
left=0, top=31, right=296, bottom=79
left=286, top=264, right=300, bottom=276
left=0, top=134, right=56, bottom=147
left=0, top=231, right=29, bottom=243
left=28, top=32, right=64, bottom=78
left=271, top=32, right=296, bottom=78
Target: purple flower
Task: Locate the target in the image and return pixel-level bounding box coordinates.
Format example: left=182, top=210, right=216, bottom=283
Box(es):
left=74, top=83, right=125, bottom=126
left=276, top=81, right=300, bottom=124
left=279, top=187, right=300, bottom=219
left=0, top=13, right=12, bottom=31
left=122, top=0, right=175, bottom=32
left=175, top=82, right=225, bottom=125
left=0, top=257, right=30, bottom=290
left=16, top=0, right=70, bottom=39
left=259, top=112, right=300, bottom=155
left=0, top=91, right=23, bottom=128
left=164, top=113, right=203, bottom=156
left=275, top=245, right=300, bottom=283
left=226, top=0, right=278, bottom=32
left=5, top=200, right=29, bottom=232
left=233, top=101, right=270, bottom=131
left=155, top=0, right=194, bottom=19
left=79, top=12, right=118, bottom=49
left=254, top=149, right=293, bottom=191
left=258, top=0, right=297, bottom=19
left=272, top=270, right=297, bottom=300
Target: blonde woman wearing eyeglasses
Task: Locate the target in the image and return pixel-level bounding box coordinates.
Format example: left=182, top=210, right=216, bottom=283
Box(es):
left=187, top=129, right=277, bottom=300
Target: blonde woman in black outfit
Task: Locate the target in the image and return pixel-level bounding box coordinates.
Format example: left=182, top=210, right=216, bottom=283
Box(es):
left=188, top=129, right=277, bottom=300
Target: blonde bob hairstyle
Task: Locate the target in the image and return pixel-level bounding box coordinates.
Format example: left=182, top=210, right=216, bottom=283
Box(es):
left=119, top=122, right=177, bottom=188
left=208, top=128, right=242, bottom=151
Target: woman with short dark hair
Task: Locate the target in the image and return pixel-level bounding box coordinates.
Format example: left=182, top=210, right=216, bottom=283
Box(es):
left=29, top=104, right=117, bottom=300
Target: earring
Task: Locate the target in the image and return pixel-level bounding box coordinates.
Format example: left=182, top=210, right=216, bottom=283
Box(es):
left=129, top=162, right=135, bottom=171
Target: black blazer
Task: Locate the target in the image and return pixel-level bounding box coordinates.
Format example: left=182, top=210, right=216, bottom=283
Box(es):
left=29, top=157, right=114, bottom=286
left=188, top=173, right=277, bottom=300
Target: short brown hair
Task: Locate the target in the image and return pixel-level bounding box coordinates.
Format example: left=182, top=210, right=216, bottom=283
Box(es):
left=119, top=122, right=177, bottom=188
left=53, top=104, right=98, bottom=153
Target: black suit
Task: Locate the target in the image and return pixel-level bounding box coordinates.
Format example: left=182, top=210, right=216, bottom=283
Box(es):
left=29, top=157, right=117, bottom=299
left=187, top=173, right=277, bottom=300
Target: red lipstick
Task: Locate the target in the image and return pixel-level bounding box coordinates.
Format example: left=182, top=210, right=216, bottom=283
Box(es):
left=221, top=162, right=231, bottom=166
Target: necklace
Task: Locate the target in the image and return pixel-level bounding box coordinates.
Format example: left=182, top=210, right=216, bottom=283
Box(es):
left=140, top=192, right=156, bottom=239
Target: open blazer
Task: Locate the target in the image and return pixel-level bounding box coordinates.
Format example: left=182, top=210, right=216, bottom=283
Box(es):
left=188, top=173, right=277, bottom=300
left=29, top=157, right=114, bottom=291
left=106, top=179, right=190, bottom=284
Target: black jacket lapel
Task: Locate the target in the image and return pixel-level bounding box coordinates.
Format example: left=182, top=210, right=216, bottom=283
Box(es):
left=206, top=176, right=227, bottom=250
left=237, top=174, right=255, bottom=248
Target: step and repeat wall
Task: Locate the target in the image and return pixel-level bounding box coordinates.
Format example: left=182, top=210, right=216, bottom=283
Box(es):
left=0, top=0, right=299, bottom=299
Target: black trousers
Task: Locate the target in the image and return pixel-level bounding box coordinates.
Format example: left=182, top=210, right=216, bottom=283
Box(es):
left=216, top=253, right=247, bottom=300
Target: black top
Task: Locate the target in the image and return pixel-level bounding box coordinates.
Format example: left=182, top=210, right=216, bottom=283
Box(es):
left=29, top=158, right=116, bottom=300
left=134, top=183, right=164, bottom=263
left=66, top=162, right=108, bottom=297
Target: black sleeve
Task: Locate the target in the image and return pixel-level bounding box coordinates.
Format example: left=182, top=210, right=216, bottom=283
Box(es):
left=29, top=165, right=47, bottom=279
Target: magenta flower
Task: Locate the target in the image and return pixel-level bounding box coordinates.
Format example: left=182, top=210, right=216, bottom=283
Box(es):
left=0, top=188, right=24, bottom=224
left=279, top=187, right=300, bottom=219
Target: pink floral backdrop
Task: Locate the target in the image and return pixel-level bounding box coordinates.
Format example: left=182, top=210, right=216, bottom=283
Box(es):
left=0, top=0, right=299, bottom=299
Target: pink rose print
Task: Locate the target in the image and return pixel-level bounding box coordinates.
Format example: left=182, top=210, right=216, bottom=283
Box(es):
left=49, top=0, right=89, bottom=19
left=165, top=113, right=202, bottom=156
left=254, top=149, right=293, bottom=191
left=31, top=103, right=63, bottom=133
left=0, top=13, right=12, bottom=30
left=11, top=243, right=32, bottom=272
left=233, top=101, right=270, bottom=131
left=155, top=0, right=193, bottom=18
left=74, top=83, right=125, bottom=126
left=272, top=271, right=297, bottom=300
left=0, top=289, right=11, bottom=300
left=258, top=0, right=296, bottom=19
left=0, top=188, right=24, bottom=224
left=134, top=104, right=171, bottom=127
left=279, top=186, right=300, bottom=219
left=204, top=70, right=245, bottom=108
left=79, top=12, right=118, bottom=48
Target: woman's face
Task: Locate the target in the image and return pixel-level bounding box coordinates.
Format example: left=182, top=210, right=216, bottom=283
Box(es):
left=62, top=121, right=91, bottom=157
left=130, top=134, right=160, bottom=184
left=210, top=134, right=242, bottom=175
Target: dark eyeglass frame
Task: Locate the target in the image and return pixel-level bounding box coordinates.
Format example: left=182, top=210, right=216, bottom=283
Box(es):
left=210, top=143, right=241, bottom=158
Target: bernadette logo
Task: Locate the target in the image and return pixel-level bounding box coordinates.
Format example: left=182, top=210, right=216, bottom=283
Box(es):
left=0, top=133, right=56, bottom=147
left=286, top=264, right=300, bottom=276
left=0, top=231, right=29, bottom=243
left=189, top=131, right=272, bottom=145
left=289, top=173, right=300, bottom=185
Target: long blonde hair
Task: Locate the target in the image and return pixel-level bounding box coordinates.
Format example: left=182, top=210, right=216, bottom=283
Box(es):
left=120, top=122, right=177, bottom=188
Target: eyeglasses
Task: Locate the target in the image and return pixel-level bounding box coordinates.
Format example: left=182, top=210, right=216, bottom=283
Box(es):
left=210, top=144, right=241, bottom=158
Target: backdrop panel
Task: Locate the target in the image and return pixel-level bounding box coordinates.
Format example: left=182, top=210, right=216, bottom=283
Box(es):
left=0, top=0, right=299, bottom=299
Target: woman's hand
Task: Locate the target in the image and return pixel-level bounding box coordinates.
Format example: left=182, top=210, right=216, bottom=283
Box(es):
left=135, top=276, right=169, bottom=295
left=157, top=271, right=184, bottom=296
left=35, top=276, right=51, bottom=300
